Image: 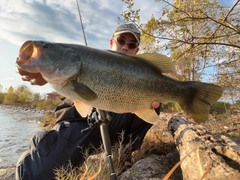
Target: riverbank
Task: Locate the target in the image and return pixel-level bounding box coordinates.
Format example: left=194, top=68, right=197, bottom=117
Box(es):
left=0, top=104, right=53, bottom=123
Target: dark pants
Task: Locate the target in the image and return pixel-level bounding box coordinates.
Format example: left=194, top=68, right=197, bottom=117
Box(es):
left=16, top=101, right=155, bottom=180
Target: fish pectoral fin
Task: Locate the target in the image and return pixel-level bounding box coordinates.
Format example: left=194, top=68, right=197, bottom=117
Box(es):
left=71, top=81, right=98, bottom=101
left=134, top=108, right=160, bottom=124
left=74, top=100, right=92, bottom=117
left=136, top=53, right=176, bottom=73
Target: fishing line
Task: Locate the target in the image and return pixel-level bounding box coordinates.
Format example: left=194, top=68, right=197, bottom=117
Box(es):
left=76, top=0, right=87, bottom=46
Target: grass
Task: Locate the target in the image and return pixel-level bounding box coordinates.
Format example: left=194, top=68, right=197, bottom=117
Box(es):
left=39, top=112, right=56, bottom=130
left=54, top=133, right=136, bottom=180
left=205, top=105, right=240, bottom=144
left=53, top=121, right=177, bottom=180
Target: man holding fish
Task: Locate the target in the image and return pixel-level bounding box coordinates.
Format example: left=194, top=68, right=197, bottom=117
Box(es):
left=15, top=19, right=223, bottom=178
left=15, top=23, right=162, bottom=180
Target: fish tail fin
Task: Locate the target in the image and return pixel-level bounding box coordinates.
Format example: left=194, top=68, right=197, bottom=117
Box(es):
left=179, top=82, right=223, bottom=123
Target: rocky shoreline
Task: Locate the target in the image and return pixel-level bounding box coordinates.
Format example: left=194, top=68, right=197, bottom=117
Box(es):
left=0, top=104, right=53, bottom=123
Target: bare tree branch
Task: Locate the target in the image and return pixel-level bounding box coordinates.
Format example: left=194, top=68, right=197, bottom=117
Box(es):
left=210, top=0, right=240, bottom=37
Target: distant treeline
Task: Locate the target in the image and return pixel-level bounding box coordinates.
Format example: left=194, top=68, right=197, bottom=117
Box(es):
left=0, top=85, right=62, bottom=110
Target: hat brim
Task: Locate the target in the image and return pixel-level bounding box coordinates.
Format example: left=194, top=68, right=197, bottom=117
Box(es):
left=114, top=31, right=140, bottom=44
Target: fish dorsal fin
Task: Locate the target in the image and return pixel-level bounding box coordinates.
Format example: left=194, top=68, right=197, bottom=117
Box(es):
left=134, top=108, right=160, bottom=124
left=74, top=100, right=92, bottom=117
left=136, top=53, right=176, bottom=73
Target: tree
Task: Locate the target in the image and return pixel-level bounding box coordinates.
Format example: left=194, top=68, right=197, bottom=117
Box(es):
left=3, top=86, right=17, bottom=105
left=0, top=84, right=4, bottom=103
left=0, top=84, right=3, bottom=92
left=15, top=85, right=33, bottom=105
left=121, top=0, right=240, bottom=102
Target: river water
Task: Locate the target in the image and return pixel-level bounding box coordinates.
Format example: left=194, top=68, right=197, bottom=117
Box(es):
left=0, top=107, right=42, bottom=168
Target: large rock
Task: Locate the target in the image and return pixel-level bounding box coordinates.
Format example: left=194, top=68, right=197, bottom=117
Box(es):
left=168, top=115, right=240, bottom=179
left=119, top=151, right=182, bottom=180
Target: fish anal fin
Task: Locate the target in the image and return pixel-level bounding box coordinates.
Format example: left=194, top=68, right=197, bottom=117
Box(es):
left=136, top=53, right=176, bottom=73
left=134, top=108, right=160, bottom=124
left=74, top=100, right=92, bottom=117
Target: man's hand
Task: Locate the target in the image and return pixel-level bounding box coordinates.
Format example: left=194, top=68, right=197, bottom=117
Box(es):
left=16, top=68, right=47, bottom=86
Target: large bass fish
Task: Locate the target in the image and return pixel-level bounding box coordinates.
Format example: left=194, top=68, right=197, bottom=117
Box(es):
left=16, top=41, right=223, bottom=123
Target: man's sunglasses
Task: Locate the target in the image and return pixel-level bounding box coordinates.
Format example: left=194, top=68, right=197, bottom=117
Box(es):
left=112, top=36, right=139, bottom=49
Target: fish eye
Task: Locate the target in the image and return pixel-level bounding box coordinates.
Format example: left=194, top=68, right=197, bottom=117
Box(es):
left=42, top=43, right=50, bottom=48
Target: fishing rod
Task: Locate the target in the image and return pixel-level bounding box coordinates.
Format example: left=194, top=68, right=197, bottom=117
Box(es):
left=82, top=110, right=117, bottom=180
left=76, top=0, right=87, bottom=46
left=76, top=1, right=117, bottom=179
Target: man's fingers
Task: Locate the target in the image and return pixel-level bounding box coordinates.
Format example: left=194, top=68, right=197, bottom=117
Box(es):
left=16, top=68, right=28, bottom=76
left=30, top=78, right=38, bottom=85
left=16, top=67, right=47, bottom=86
left=22, top=75, right=31, bottom=81
left=151, top=101, right=160, bottom=108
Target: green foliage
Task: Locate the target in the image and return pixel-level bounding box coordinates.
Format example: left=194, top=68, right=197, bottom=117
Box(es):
left=3, top=86, right=17, bottom=105
left=15, top=85, right=33, bottom=105
left=162, top=102, right=183, bottom=112
left=235, top=101, right=240, bottom=106
left=209, top=101, right=231, bottom=114
left=120, top=0, right=240, bottom=101
left=0, top=84, right=61, bottom=110
left=39, top=112, right=57, bottom=130
left=162, top=101, right=231, bottom=115
left=0, top=84, right=4, bottom=104
left=120, top=0, right=140, bottom=23
left=0, top=92, right=5, bottom=104
left=35, top=99, right=61, bottom=110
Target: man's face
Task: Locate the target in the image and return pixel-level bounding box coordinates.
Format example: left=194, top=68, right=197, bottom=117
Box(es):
left=110, top=33, right=139, bottom=55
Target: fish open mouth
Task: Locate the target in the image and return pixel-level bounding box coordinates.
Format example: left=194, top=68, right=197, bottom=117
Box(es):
left=16, top=41, right=43, bottom=72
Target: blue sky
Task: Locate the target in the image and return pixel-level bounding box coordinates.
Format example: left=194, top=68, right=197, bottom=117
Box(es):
left=0, top=0, right=236, bottom=95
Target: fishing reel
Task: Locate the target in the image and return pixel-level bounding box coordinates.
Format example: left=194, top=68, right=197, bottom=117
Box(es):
left=81, top=109, right=111, bottom=134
